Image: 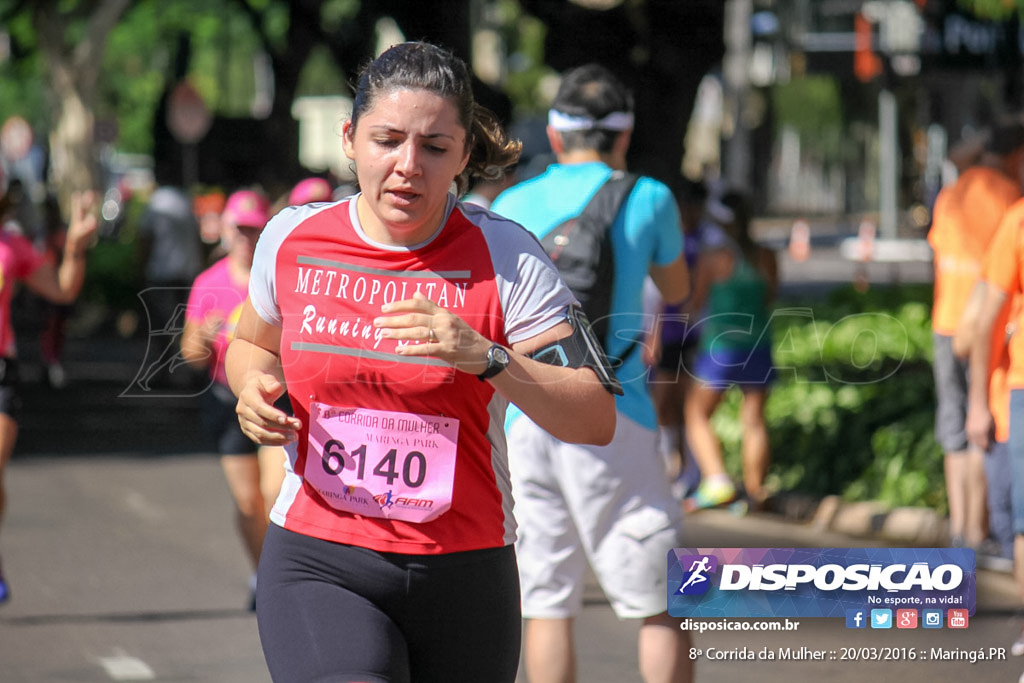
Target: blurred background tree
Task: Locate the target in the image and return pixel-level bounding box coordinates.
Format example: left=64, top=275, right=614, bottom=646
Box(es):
left=960, top=0, right=1024, bottom=19
left=3, top=0, right=133, bottom=208
left=0, top=0, right=725, bottom=195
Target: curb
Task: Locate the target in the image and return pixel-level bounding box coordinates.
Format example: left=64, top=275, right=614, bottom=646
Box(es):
left=769, top=493, right=949, bottom=547
left=773, top=493, right=1016, bottom=573
left=814, top=496, right=949, bottom=547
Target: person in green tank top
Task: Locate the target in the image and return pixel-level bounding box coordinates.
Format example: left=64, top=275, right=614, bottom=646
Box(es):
left=682, top=189, right=778, bottom=512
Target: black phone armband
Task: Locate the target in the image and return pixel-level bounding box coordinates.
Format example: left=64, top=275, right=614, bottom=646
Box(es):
left=527, top=305, right=624, bottom=396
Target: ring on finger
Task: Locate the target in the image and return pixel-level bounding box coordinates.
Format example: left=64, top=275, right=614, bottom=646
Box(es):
left=429, top=328, right=438, bottom=342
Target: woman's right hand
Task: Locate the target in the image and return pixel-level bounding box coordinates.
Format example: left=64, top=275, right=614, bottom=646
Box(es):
left=965, top=400, right=993, bottom=453
left=236, top=372, right=302, bottom=446
left=66, top=190, right=99, bottom=254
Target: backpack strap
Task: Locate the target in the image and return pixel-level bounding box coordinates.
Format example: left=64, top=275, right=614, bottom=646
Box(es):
left=584, top=171, right=640, bottom=366
left=580, top=170, right=638, bottom=226
left=544, top=171, right=638, bottom=262
left=606, top=332, right=644, bottom=369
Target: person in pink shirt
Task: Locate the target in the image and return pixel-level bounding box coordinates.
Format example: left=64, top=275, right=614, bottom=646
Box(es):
left=180, top=189, right=286, bottom=609
left=0, top=189, right=98, bottom=604
left=288, top=177, right=332, bottom=206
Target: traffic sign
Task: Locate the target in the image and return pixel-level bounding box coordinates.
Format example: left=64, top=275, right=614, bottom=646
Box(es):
left=0, top=115, right=33, bottom=161
left=167, top=82, right=212, bottom=144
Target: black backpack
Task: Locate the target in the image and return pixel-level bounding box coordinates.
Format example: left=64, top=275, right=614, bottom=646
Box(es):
left=540, top=171, right=639, bottom=361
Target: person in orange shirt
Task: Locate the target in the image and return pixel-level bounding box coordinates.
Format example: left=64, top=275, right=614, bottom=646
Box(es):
left=929, top=122, right=1024, bottom=551
left=964, top=195, right=1024, bottom=661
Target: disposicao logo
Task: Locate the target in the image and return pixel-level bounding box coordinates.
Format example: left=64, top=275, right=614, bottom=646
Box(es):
left=667, top=548, right=976, bottom=619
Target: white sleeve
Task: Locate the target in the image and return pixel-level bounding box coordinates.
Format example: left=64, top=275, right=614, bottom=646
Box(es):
left=248, top=207, right=302, bottom=327
left=478, top=214, right=577, bottom=344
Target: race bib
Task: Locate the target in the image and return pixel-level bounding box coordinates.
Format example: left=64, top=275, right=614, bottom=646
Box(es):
left=304, top=402, right=460, bottom=523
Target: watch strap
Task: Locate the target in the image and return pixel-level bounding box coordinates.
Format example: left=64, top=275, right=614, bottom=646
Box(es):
left=477, top=344, right=509, bottom=381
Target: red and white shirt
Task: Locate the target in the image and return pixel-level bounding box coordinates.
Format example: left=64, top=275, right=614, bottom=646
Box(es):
left=249, top=195, right=575, bottom=554
left=0, top=225, right=45, bottom=358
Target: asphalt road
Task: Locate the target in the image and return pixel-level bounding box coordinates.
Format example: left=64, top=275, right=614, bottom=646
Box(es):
left=3, top=441, right=1023, bottom=683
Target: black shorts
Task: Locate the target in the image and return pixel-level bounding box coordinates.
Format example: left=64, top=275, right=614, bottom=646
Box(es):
left=656, top=337, right=699, bottom=375
left=0, top=359, right=23, bottom=418
left=201, top=383, right=258, bottom=456
left=200, top=384, right=293, bottom=456
left=256, top=524, right=521, bottom=683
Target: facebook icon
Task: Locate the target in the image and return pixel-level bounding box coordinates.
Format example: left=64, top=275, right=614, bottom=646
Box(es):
left=846, top=609, right=867, bottom=629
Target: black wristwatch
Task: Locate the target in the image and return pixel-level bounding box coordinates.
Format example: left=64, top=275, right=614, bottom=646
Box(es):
left=477, top=344, right=511, bottom=381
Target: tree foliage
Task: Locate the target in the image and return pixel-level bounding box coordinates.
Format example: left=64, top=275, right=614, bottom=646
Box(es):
left=20, top=0, right=133, bottom=203
left=958, top=0, right=1024, bottom=19
left=1, top=0, right=723, bottom=194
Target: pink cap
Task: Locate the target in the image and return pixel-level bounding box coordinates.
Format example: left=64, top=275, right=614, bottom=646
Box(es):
left=223, top=190, right=270, bottom=228
left=289, top=177, right=332, bottom=205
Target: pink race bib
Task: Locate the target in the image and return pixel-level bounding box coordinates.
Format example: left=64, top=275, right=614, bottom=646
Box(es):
left=304, top=403, right=460, bottom=523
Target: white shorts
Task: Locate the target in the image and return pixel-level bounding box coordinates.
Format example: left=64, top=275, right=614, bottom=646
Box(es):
left=509, top=412, right=683, bottom=620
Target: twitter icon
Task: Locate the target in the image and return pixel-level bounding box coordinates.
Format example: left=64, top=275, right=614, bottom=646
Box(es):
left=870, top=609, right=892, bottom=629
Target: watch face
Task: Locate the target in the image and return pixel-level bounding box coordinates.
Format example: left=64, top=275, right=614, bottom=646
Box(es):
left=493, top=347, right=510, bottom=364
left=479, top=344, right=510, bottom=380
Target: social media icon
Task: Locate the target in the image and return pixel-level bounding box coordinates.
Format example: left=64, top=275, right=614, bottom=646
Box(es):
left=870, top=609, right=892, bottom=629
left=846, top=609, right=867, bottom=629
left=922, top=609, right=943, bottom=629
left=948, top=609, right=969, bottom=629
left=896, top=609, right=917, bottom=629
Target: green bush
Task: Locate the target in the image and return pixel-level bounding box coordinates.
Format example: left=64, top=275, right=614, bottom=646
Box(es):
left=713, top=284, right=946, bottom=513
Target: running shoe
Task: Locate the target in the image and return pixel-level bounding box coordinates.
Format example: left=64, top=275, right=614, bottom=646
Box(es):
left=728, top=498, right=750, bottom=517
left=46, top=362, right=66, bottom=389
left=1012, top=631, right=1024, bottom=657
left=683, top=479, right=737, bottom=513
left=975, top=539, right=1014, bottom=573
left=0, top=555, right=9, bottom=604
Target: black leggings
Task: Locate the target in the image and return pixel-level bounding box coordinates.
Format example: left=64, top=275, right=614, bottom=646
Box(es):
left=257, top=524, right=522, bottom=683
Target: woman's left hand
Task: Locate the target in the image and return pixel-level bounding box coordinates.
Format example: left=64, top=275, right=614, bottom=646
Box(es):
left=373, top=291, right=491, bottom=376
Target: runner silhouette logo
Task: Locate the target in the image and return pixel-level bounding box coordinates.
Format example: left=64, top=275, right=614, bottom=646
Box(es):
left=677, top=554, right=718, bottom=595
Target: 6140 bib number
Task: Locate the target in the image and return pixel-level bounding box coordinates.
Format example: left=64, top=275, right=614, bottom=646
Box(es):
left=321, top=440, right=427, bottom=488
left=304, top=403, right=459, bottom=523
